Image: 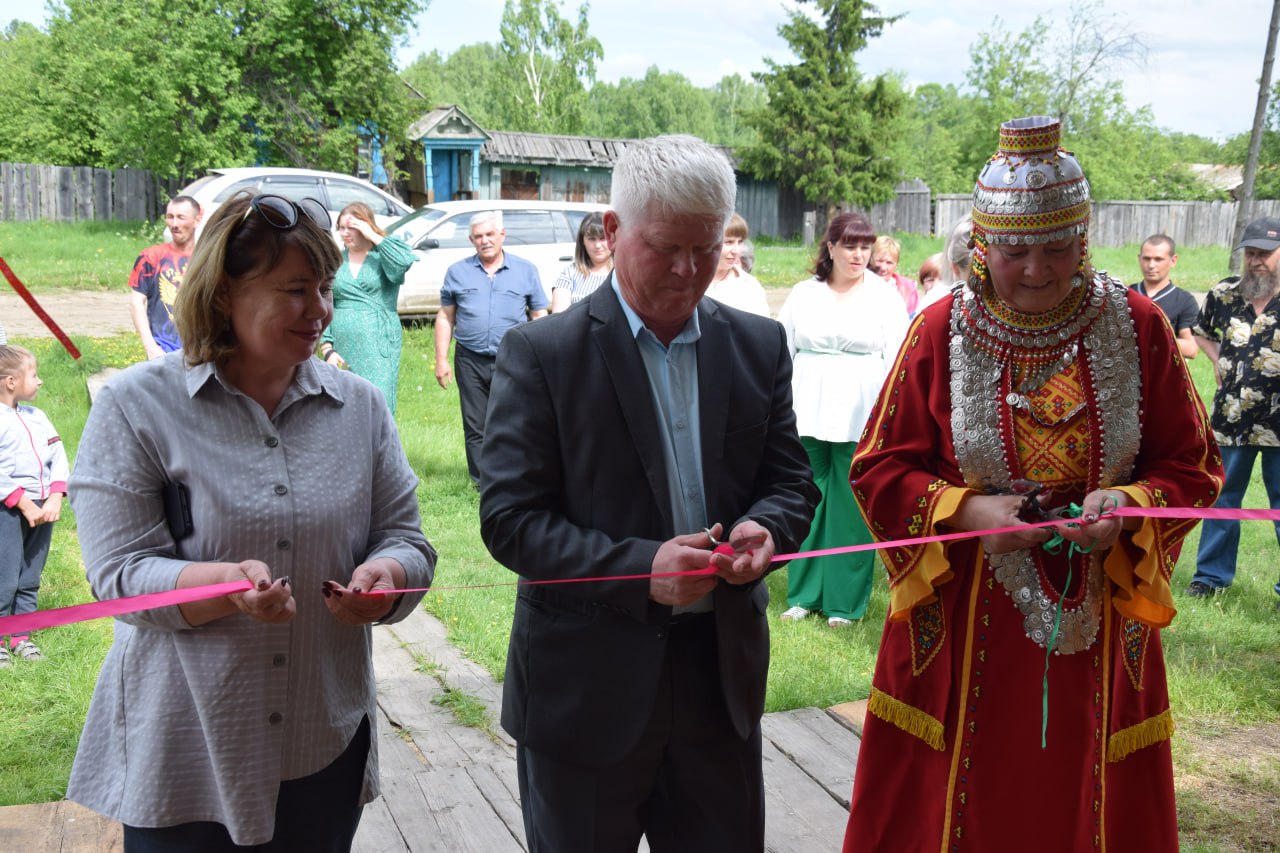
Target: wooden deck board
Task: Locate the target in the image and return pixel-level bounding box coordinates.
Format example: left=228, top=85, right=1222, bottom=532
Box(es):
left=761, top=707, right=860, bottom=808
left=413, top=766, right=525, bottom=852
left=0, top=607, right=859, bottom=852
left=761, top=737, right=850, bottom=852
left=0, top=800, right=122, bottom=852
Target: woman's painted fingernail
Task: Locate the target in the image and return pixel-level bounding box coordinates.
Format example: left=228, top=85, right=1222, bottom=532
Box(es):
left=321, top=586, right=332, bottom=598
left=257, top=579, right=270, bottom=591
left=352, top=586, right=363, bottom=594
left=278, top=576, right=290, bottom=587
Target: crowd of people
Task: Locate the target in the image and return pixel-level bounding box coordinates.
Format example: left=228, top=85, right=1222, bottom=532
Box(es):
left=5, top=115, right=1278, bottom=851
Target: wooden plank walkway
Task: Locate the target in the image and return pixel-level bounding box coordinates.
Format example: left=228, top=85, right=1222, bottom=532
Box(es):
left=0, top=606, right=862, bottom=852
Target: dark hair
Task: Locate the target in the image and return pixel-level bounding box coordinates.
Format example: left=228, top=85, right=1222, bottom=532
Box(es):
left=1142, top=234, right=1176, bottom=255
left=168, top=195, right=201, bottom=215
left=573, top=212, right=610, bottom=275
left=725, top=212, right=749, bottom=241
left=813, top=213, right=876, bottom=282
left=174, top=191, right=341, bottom=365
left=917, top=253, right=944, bottom=286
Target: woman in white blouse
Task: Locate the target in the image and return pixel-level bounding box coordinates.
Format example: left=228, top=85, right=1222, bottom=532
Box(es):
left=67, top=192, right=436, bottom=852
left=705, top=213, right=771, bottom=317
left=549, top=212, right=612, bottom=312
left=776, top=212, right=909, bottom=626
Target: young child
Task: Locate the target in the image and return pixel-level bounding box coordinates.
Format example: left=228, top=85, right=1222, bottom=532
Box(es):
left=0, top=345, right=67, bottom=666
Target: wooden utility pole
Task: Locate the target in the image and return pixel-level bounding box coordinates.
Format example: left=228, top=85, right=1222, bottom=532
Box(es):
left=1232, top=0, right=1280, bottom=273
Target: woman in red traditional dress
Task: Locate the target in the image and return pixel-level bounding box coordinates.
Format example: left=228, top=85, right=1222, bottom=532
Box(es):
left=842, top=116, right=1223, bottom=852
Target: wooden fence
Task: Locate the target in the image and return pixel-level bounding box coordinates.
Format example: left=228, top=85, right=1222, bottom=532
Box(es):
left=936, top=193, right=1280, bottom=249
left=0, top=162, right=179, bottom=222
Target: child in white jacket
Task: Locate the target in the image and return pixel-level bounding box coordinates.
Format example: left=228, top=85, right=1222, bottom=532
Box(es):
left=0, top=345, right=67, bottom=665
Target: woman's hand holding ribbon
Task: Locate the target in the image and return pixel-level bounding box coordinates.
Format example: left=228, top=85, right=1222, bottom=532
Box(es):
left=953, top=492, right=1054, bottom=555
left=1051, top=489, right=1131, bottom=552
left=227, top=560, right=295, bottom=625
left=322, top=558, right=405, bottom=625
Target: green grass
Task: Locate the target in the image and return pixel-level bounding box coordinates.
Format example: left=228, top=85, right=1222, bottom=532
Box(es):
left=0, top=220, right=164, bottom=291
left=4, top=299, right=1279, bottom=849
left=0, top=220, right=1236, bottom=296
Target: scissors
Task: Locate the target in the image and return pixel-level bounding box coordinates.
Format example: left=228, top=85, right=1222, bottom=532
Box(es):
left=704, top=528, right=768, bottom=555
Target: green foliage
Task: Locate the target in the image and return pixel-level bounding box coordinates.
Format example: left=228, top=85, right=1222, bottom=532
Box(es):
left=584, top=67, right=716, bottom=140
left=1222, top=80, right=1280, bottom=200
left=741, top=0, right=906, bottom=215
left=499, top=0, right=602, bottom=134
left=0, top=219, right=158, bottom=291
left=0, top=0, right=425, bottom=180
left=401, top=44, right=510, bottom=129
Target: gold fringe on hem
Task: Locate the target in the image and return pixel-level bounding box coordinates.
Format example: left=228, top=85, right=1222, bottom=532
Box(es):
left=867, top=687, right=945, bottom=751
left=1107, top=709, right=1175, bottom=763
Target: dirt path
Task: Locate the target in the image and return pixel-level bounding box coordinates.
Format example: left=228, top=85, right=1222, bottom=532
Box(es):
left=2, top=291, right=134, bottom=339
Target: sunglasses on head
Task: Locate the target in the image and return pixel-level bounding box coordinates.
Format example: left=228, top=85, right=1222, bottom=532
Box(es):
left=240, top=194, right=332, bottom=232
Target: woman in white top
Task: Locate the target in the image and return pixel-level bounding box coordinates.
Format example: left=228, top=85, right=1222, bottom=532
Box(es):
left=550, top=212, right=612, bottom=312
left=776, top=212, right=909, bottom=626
left=705, top=213, right=771, bottom=317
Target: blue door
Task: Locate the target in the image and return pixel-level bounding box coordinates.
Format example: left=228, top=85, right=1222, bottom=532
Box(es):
left=431, top=150, right=455, bottom=203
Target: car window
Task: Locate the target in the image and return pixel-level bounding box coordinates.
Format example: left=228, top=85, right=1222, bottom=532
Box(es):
left=212, top=178, right=264, bottom=203
left=388, top=208, right=447, bottom=244
left=426, top=217, right=474, bottom=249
left=502, top=211, right=556, bottom=246
left=259, top=176, right=325, bottom=206
left=554, top=211, right=582, bottom=242
left=326, top=179, right=399, bottom=217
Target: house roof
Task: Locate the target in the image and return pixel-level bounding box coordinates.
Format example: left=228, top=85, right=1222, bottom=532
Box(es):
left=481, top=130, right=738, bottom=169
left=481, top=131, right=634, bottom=168
left=407, top=104, right=490, bottom=142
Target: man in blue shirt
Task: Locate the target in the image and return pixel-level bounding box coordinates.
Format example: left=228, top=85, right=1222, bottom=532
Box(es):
left=434, top=211, right=548, bottom=486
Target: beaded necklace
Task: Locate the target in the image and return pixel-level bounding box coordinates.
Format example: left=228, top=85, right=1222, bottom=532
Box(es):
left=958, top=274, right=1107, bottom=394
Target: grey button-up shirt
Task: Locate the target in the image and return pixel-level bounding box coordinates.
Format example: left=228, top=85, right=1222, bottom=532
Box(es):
left=67, top=353, right=435, bottom=845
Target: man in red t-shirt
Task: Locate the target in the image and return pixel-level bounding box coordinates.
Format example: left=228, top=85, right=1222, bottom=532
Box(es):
left=128, top=196, right=201, bottom=359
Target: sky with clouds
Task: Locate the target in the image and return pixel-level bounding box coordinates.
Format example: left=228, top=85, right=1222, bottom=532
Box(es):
left=3, top=0, right=1273, bottom=141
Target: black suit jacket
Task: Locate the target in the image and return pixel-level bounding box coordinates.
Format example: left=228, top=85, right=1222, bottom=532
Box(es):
left=479, top=283, right=818, bottom=767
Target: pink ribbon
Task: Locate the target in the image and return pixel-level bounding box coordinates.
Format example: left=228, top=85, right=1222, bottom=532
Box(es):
left=0, top=581, right=252, bottom=636
left=0, top=256, right=82, bottom=359
left=4, top=506, right=1277, bottom=635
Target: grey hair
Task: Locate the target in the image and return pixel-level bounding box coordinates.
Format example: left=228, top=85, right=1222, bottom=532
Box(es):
left=610, top=135, right=736, bottom=229
left=944, top=216, right=973, bottom=281
left=469, top=210, right=503, bottom=230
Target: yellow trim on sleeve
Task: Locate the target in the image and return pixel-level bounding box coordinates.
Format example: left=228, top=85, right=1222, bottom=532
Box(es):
left=867, top=687, right=946, bottom=751
left=1107, top=709, right=1175, bottom=763
left=886, top=486, right=972, bottom=622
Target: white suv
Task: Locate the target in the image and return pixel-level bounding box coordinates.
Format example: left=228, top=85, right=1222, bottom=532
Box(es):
left=174, top=167, right=413, bottom=240
left=389, top=200, right=610, bottom=319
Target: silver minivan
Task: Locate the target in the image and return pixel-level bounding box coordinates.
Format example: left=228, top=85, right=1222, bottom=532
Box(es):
left=390, top=200, right=610, bottom=319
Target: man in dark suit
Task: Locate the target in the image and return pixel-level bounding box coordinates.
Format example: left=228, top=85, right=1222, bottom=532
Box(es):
left=479, top=135, right=818, bottom=852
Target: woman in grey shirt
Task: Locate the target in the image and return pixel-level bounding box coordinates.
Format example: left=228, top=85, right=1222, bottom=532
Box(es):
left=67, top=192, right=437, bottom=851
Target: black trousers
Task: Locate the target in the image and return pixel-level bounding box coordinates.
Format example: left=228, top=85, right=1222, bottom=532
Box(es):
left=123, top=715, right=371, bottom=853
left=516, top=614, right=765, bottom=852
left=454, top=343, right=497, bottom=487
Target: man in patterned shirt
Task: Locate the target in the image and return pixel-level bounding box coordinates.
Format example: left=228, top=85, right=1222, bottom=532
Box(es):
left=1189, top=216, right=1280, bottom=602
left=127, top=195, right=201, bottom=359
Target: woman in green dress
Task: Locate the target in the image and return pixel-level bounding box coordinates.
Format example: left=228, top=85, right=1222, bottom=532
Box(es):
left=319, top=202, right=416, bottom=413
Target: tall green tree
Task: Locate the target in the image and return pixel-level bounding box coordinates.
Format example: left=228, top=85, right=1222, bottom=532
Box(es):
left=499, top=0, right=602, bottom=134
left=707, top=73, right=765, bottom=147
left=402, top=44, right=510, bottom=128
left=0, top=0, right=424, bottom=181
left=740, top=0, right=906, bottom=219
left=584, top=67, right=715, bottom=140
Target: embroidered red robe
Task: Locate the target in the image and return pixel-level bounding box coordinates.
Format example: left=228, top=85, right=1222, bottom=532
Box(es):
left=843, top=280, right=1223, bottom=853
